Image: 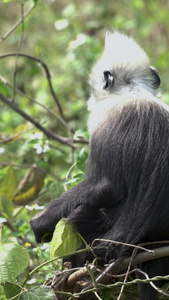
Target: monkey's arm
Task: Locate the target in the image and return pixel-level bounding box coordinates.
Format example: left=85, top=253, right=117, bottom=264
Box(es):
left=30, top=177, right=112, bottom=243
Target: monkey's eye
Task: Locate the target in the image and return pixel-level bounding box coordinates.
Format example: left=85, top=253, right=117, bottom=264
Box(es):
left=103, top=71, right=114, bottom=90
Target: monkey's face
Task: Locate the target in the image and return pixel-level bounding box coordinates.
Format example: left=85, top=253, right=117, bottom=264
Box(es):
left=87, top=31, right=160, bottom=112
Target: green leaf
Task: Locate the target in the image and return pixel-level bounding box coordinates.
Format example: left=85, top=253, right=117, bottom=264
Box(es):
left=50, top=219, right=82, bottom=259
left=0, top=166, right=17, bottom=218
left=73, top=129, right=89, bottom=140
left=22, top=286, right=55, bottom=300
left=0, top=81, right=10, bottom=96
left=0, top=284, right=5, bottom=299
left=2, top=282, right=21, bottom=300
left=33, top=0, right=39, bottom=6
left=76, top=148, right=88, bottom=172
left=64, top=178, right=78, bottom=185
left=3, top=0, right=17, bottom=2
left=47, top=181, right=64, bottom=198
left=0, top=243, right=29, bottom=283
left=0, top=166, right=17, bottom=200
left=64, top=174, right=84, bottom=188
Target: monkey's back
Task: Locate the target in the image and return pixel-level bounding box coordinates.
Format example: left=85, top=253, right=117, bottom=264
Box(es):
left=87, top=98, right=169, bottom=247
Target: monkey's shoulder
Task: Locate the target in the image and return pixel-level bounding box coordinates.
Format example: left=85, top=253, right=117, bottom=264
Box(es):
left=89, top=94, right=169, bottom=134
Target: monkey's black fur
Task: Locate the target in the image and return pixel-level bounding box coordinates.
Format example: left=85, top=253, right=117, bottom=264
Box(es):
left=31, top=33, right=169, bottom=300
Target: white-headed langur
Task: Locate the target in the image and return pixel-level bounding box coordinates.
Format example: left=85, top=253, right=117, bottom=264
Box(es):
left=31, top=31, right=169, bottom=300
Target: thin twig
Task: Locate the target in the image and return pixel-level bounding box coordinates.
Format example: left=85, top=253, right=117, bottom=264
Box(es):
left=0, top=76, right=88, bottom=145
left=0, top=75, right=73, bottom=133
left=91, top=238, right=153, bottom=259
left=0, top=124, right=32, bottom=144
left=13, top=1, right=25, bottom=101
left=0, top=52, right=63, bottom=117
left=117, top=248, right=136, bottom=300
left=128, top=268, right=169, bottom=298
left=83, top=245, right=169, bottom=291
left=0, top=91, right=76, bottom=148
left=0, top=5, right=34, bottom=44
left=0, top=162, right=60, bottom=181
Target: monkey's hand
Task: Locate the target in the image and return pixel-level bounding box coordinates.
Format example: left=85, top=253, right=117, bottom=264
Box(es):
left=30, top=201, right=62, bottom=242
left=30, top=178, right=112, bottom=243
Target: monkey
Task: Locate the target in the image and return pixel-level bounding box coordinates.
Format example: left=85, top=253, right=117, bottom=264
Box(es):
left=31, top=31, right=169, bottom=299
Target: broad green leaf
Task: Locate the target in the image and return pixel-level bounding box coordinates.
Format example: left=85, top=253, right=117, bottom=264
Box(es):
left=0, top=243, right=29, bottom=283
left=0, top=196, right=13, bottom=221
left=22, top=286, right=55, bottom=300
left=0, top=284, right=5, bottom=298
left=0, top=167, right=17, bottom=218
left=0, top=167, right=17, bottom=200
left=50, top=219, right=82, bottom=259
left=76, top=148, right=88, bottom=172
left=2, top=282, right=21, bottom=300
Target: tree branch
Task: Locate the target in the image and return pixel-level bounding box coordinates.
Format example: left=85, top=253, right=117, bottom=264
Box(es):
left=84, top=245, right=169, bottom=290
left=0, top=162, right=61, bottom=181
left=13, top=0, right=25, bottom=101
left=43, top=245, right=169, bottom=299
left=0, top=5, right=34, bottom=44
left=0, top=91, right=77, bottom=149
left=0, top=52, right=64, bottom=117
left=0, top=75, right=73, bottom=134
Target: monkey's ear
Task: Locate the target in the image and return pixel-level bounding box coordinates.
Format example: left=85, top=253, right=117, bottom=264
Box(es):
left=150, top=66, right=161, bottom=89
left=103, top=71, right=114, bottom=90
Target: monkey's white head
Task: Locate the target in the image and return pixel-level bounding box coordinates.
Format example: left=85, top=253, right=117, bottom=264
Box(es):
left=87, top=31, right=160, bottom=112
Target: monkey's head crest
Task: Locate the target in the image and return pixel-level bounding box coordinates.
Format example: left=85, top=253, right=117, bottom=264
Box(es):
left=88, top=30, right=160, bottom=111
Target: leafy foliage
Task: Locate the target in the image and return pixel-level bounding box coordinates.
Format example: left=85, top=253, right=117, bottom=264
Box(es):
left=2, top=282, right=22, bottom=300
left=2, top=284, right=55, bottom=300
left=22, top=286, right=55, bottom=300
left=0, top=243, right=29, bottom=283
